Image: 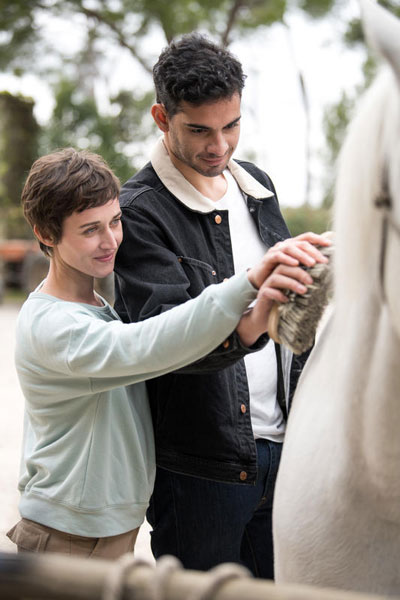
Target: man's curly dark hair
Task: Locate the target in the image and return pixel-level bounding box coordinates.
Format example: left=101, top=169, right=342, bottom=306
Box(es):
left=153, top=33, right=246, bottom=116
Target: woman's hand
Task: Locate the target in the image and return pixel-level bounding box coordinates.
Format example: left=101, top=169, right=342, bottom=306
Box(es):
left=237, top=232, right=332, bottom=347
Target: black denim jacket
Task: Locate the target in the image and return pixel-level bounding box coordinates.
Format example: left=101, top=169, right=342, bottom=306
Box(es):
left=114, top=141, right=307, bottom=484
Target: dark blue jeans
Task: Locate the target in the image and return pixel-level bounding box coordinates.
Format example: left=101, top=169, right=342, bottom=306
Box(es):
left=146, top=439, right=282, bottom=579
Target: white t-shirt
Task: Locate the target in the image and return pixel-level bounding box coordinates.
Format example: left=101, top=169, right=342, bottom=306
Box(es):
left=215, top=170, right=285, bottom=441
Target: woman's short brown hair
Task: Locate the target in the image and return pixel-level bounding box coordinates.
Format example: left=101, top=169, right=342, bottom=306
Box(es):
left=22, top=148, right=121, bottom=256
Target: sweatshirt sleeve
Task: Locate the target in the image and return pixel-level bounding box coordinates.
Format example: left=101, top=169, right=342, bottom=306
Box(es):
left=34, top=272, right=257, bottom=390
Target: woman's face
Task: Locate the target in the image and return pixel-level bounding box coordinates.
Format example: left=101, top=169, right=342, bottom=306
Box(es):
left=51, top=197, right=123, bottom=280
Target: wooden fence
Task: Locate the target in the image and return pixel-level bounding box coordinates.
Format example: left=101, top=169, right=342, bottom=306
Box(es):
left=0, top=551, right=395, bottom=600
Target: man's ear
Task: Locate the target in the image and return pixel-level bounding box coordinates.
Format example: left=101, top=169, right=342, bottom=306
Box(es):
left=151, top=104, right=169, bottom=133
left=33, top=225, right=55, bottom=248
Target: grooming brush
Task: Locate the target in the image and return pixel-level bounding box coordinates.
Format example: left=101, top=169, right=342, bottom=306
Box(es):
left=267, top=241, right=334, bottom=355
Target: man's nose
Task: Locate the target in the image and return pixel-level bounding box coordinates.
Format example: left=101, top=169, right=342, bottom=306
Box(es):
left=206, top=132, right=229, bottom=156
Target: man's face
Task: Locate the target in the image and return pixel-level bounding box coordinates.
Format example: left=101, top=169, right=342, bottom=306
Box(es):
left=52, top=197, right=123, bottom=280
left=165, top=93, right=241, bottom=178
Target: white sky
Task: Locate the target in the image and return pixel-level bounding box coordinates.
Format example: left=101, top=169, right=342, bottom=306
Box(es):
left=0, top=0, right=365, bottom=207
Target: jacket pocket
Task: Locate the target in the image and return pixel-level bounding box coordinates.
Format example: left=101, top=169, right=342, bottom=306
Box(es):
left=177, top=255, right=217, bottom=295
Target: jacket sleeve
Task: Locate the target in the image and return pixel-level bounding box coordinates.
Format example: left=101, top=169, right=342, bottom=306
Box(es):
left=114, top=202, right=268, bottom=374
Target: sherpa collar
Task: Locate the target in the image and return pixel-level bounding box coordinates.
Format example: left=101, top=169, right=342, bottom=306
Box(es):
left=150, top=137, right=274, bottom=213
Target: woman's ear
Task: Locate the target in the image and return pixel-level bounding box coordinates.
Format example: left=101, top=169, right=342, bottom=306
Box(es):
left=151, top=104, right=170, bottom=133
left=33, top=225, right=55, bottom=248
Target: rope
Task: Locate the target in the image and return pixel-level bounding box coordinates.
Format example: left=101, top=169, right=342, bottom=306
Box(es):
left=101, top=554, right=252, bottom=600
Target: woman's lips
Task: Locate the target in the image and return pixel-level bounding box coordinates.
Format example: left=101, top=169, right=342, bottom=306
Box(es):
left=94, top=253, right=115, bottom=262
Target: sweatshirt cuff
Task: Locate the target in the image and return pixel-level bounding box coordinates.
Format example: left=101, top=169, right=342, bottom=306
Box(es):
left=213, top=271, right=258, bottom=318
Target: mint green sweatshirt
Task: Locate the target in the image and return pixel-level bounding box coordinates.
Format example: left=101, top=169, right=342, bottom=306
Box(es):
left=15, top=272, right=257, bottom=537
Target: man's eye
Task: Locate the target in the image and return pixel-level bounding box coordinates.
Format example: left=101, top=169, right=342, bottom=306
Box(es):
left=190, top=128, right=205, bottom=134
left=83, top=227, right=97, bottom=235
left=225, top=122, right=239, bottom=130
left=111, top=218, right=121, bottom=227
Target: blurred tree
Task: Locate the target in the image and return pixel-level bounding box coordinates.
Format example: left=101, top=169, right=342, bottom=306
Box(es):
left=0, top=0, right=341, bottom=184
left=2, top=0, right=395, bottom=237
left=0, top=0, right=291, bottom=77
left=39, top=78, right=154, bottom=183
left=320, top=90, right=356, bottom=209
left=0, top=92, right=38, bottom=238
left=320, top=0, right=400, bottom=206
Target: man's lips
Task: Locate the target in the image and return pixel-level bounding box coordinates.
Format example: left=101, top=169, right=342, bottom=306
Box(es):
left=200, top=156, right=227, bottom=166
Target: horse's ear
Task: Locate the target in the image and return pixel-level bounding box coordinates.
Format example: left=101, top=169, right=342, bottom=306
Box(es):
left=359, top=0, right=400, bottom=83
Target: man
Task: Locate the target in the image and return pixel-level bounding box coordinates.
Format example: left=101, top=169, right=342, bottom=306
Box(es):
left=114, top=34, right=329, bottom=577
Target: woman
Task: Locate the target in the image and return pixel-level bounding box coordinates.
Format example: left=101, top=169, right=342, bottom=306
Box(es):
left=7, top=147, right=328, bottom=559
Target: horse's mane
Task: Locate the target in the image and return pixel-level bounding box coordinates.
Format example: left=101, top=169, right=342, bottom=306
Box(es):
left=333, top=68, right=400, bottom=309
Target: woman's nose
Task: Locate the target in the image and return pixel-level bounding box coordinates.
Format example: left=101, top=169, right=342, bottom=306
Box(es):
left=100, top=228, right=118, bottom=249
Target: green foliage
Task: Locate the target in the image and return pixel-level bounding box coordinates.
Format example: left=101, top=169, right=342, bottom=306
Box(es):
left=39, top=77, right=155, bottom=183
left=0, top=0, right=302, bottom=190
left=0, top=0, right=379, bottom=223
left=321, top=91, right=355, bottom=208
left=0, top=0, right=41, bottom=74
left=282, top=204, right=332, bottom=237
left=0, top=0, right=292, bottom=77
left=320, top=0, right=400, bottom=207
left=225, top=0, right=287, bottom=38
left=297, top=0, right=336, bottom=18
left=344, top=0, right=400, bottom=47
left=321, top=38, right=380, bottom=208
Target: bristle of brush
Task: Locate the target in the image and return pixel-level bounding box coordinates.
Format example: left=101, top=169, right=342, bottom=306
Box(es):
left=274, top=244, right=334, bottom=355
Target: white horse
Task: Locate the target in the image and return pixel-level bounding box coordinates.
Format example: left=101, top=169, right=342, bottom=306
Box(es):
left=273, top=0, right=400, bottom=596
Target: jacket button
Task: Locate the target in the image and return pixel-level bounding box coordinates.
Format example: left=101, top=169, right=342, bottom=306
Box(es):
left=240, top=403, right=247, bottom=414
left=239, top=471, right=247, bottom=481
left=222, top=339, right=230, bottom=349
left=214, top=214, right=222, bottom=224
left=177, top=257, right=182, bottom=262
left=212, top=270, right=217, bottom=276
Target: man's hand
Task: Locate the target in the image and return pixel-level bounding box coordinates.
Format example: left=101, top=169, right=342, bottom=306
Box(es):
left=237, top=232, right=331, bottom=347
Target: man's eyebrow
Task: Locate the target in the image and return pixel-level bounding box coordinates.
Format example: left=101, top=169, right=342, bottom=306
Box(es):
left=79, top=210, right=122, bottom=229
left=185, top=122, right=209, bottom=130
left=185, top=116, right=241, bottom=130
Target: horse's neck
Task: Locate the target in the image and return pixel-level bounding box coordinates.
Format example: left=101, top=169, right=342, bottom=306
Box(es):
left=311, top=293, right=400, bottom=503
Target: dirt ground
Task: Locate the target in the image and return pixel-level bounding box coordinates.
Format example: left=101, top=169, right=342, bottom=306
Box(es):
left=0, top=300, right=154, bottom=561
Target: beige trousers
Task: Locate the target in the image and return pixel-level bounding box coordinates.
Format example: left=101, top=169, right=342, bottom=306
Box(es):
left=7, top=518, right=139, bottom=560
